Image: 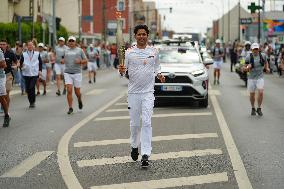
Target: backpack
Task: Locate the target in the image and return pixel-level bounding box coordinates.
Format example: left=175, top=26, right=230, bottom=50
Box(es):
left=213, top=47, right=223, bottom=56
left=249, top=52, right=264, bottom=68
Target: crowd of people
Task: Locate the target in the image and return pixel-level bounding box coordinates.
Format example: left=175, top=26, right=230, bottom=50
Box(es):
left=210, top=38, right=284, bottom=117
left=0, top=36, right=122, bottom=127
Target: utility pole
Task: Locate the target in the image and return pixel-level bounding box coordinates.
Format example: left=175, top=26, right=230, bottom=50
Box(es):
left=228, top=0, right=230, bottom=42
left=258, top=0, right=261, bottom=43
left=261, top=0, right=265, bottom=43
left=146, top=5, right=149, bottom=27
left=238, top=0, right=240, bottom=41
left=102, top=0, right=106, bottom=42
left=222, top=0, right=224, bottom=41
left=53, top=0, right=57, bottom=48
left=78, top=0, right=82, bottom=42
left=29, top=0, right=34, bottom=39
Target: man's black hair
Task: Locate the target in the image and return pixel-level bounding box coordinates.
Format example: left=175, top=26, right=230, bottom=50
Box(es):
left=134, top=25, right=149, bottom=35
left=0, top=39, right=8, bottom=43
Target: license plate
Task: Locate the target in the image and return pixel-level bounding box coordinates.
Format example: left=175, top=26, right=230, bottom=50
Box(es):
left=161, top=86, right=182, bottom=91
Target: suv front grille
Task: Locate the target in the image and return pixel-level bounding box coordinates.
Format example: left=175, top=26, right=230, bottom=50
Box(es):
left=155, top=75, right=192, bottom=83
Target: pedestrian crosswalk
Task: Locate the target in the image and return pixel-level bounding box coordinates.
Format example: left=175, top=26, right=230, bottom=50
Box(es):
left=70, top=98, right=240, bottom=189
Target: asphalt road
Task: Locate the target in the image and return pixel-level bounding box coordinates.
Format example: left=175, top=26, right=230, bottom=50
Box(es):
left=0, top=62, right=283, bottom=189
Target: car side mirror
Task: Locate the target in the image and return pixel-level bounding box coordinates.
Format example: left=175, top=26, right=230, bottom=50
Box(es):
left=204, top=58, right=213, bottom=65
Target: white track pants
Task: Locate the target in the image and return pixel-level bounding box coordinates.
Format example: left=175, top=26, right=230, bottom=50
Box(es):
left=127, top=92, right=154, bottom=156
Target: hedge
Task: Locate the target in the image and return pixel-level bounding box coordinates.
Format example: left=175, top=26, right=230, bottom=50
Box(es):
left=0, top=22, right=68, bottom=46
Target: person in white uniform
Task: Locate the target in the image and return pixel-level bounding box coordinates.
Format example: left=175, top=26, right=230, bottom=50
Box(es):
left=119, top=25, right=165, bottom=168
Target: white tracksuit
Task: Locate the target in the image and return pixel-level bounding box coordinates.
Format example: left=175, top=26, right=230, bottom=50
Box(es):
left=125, top=45, right=161, bottom=156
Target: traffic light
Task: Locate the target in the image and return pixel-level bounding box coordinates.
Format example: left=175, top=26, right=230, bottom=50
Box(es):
left=56, top=17, right=61, bottom=30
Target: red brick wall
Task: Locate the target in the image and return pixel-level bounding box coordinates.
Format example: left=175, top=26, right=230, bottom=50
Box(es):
left=82, top=0, right=129, bottom=35
left=82, top=0, right=91, bottom=33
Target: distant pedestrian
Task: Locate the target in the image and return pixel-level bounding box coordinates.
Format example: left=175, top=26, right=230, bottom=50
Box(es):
left=0, top=49, right=11, bottom=127
left=244, top=43, right=270, bottom=116
left=62, top=36, right=87, bottom=114
left=20, top=41, right=42, bottom=108
left=87, top=44, right=98, bottom=84
left=230, top=40, right=238, bottom=72
left=36, top=43, right=48, bottom=95
left=211, top=39, right=224, bottom=85
left=54, top=37, right=67, bottom=96
left=0, top=39, right=18, bottom=111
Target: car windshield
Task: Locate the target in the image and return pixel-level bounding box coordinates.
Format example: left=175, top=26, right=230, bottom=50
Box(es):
left=159, top=48, right=201, bottom=64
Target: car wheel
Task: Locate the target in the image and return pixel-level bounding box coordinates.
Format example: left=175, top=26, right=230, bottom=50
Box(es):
left=199, top=96, right=208, bottom=108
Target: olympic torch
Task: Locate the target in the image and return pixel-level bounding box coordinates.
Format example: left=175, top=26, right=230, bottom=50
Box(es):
left=116, top=12, right=125, bottom=77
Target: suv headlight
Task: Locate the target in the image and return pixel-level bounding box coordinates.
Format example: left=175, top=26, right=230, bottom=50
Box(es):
left=191, top=69, right=205, bottom=77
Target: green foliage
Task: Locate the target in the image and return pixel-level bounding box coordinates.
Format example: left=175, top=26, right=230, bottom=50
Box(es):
left=0, top=22, right=68, bottom=46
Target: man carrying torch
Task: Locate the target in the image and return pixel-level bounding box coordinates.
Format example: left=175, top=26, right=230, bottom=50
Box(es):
left=118, top=24, right=165, bottom=168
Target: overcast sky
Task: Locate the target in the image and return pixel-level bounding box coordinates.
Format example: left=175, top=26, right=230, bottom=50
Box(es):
left=144, top=0, right=284, bottom=34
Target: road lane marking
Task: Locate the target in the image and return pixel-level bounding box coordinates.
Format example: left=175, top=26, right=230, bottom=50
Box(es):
left=90, top=172, right=228, bottom=189
left=240, top=90, right=249, bottom=96
left=77, top=149, right=222, bottom=167
left=74, top=133, right=219, bottom=148
left=209, top=90, right=221, bottom=96
left=85, top=89, right=106, bottom=96
left=115, top=102, right=128, bottom=106
left=10, top=90, right=21, bottom=96
left=106, top=109, right=128, bottom=112
left=10, top=89, right=51, bottom=96
left=57, top=92, right=127, bottom=189
left=0, top=151, right=54, bottom=178
left=209, top=85, right=253, bottom=189
left=94, top=112, right=212, bottom=121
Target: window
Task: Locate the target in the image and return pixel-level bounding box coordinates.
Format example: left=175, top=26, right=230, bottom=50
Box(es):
left=117, top=0, right=125, bottom=11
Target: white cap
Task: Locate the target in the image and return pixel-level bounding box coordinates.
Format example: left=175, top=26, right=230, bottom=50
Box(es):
left=215, top=39, right=221, bottom=44
left=38, top=43, right=44, bottom=47
left=245, top=41, right=251, bottom=46
left=58, top=37, right=65, bottom=42
left=68, top=36, right=76, bottom=41
left=251, top=43, right=259, bottom=49
left=89, top=44, right=94, bottom=48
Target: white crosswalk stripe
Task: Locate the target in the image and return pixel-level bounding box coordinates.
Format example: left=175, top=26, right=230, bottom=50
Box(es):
left=94, top=112, right=212, bottom=121
left=77, top=149, right=223, bottom=167
left=90, top=172, right=228, bottom=189
left=115, top=102, right=128, bottom=106
left=74, top=133, right=219, bottom=148
left=106, top=109, right=128, bottom=112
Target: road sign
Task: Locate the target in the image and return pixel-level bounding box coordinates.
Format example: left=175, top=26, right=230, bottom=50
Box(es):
left=248, top=2, right=262, bottom=14
left=240, top=18, right=253, bottom=25
left=22, top=16, right=33, bottom=22
left=83, top=16, right=93, bottom=22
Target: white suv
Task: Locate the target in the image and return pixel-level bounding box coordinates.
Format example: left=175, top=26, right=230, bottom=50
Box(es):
left=154, top=45, right=213, bottom=107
